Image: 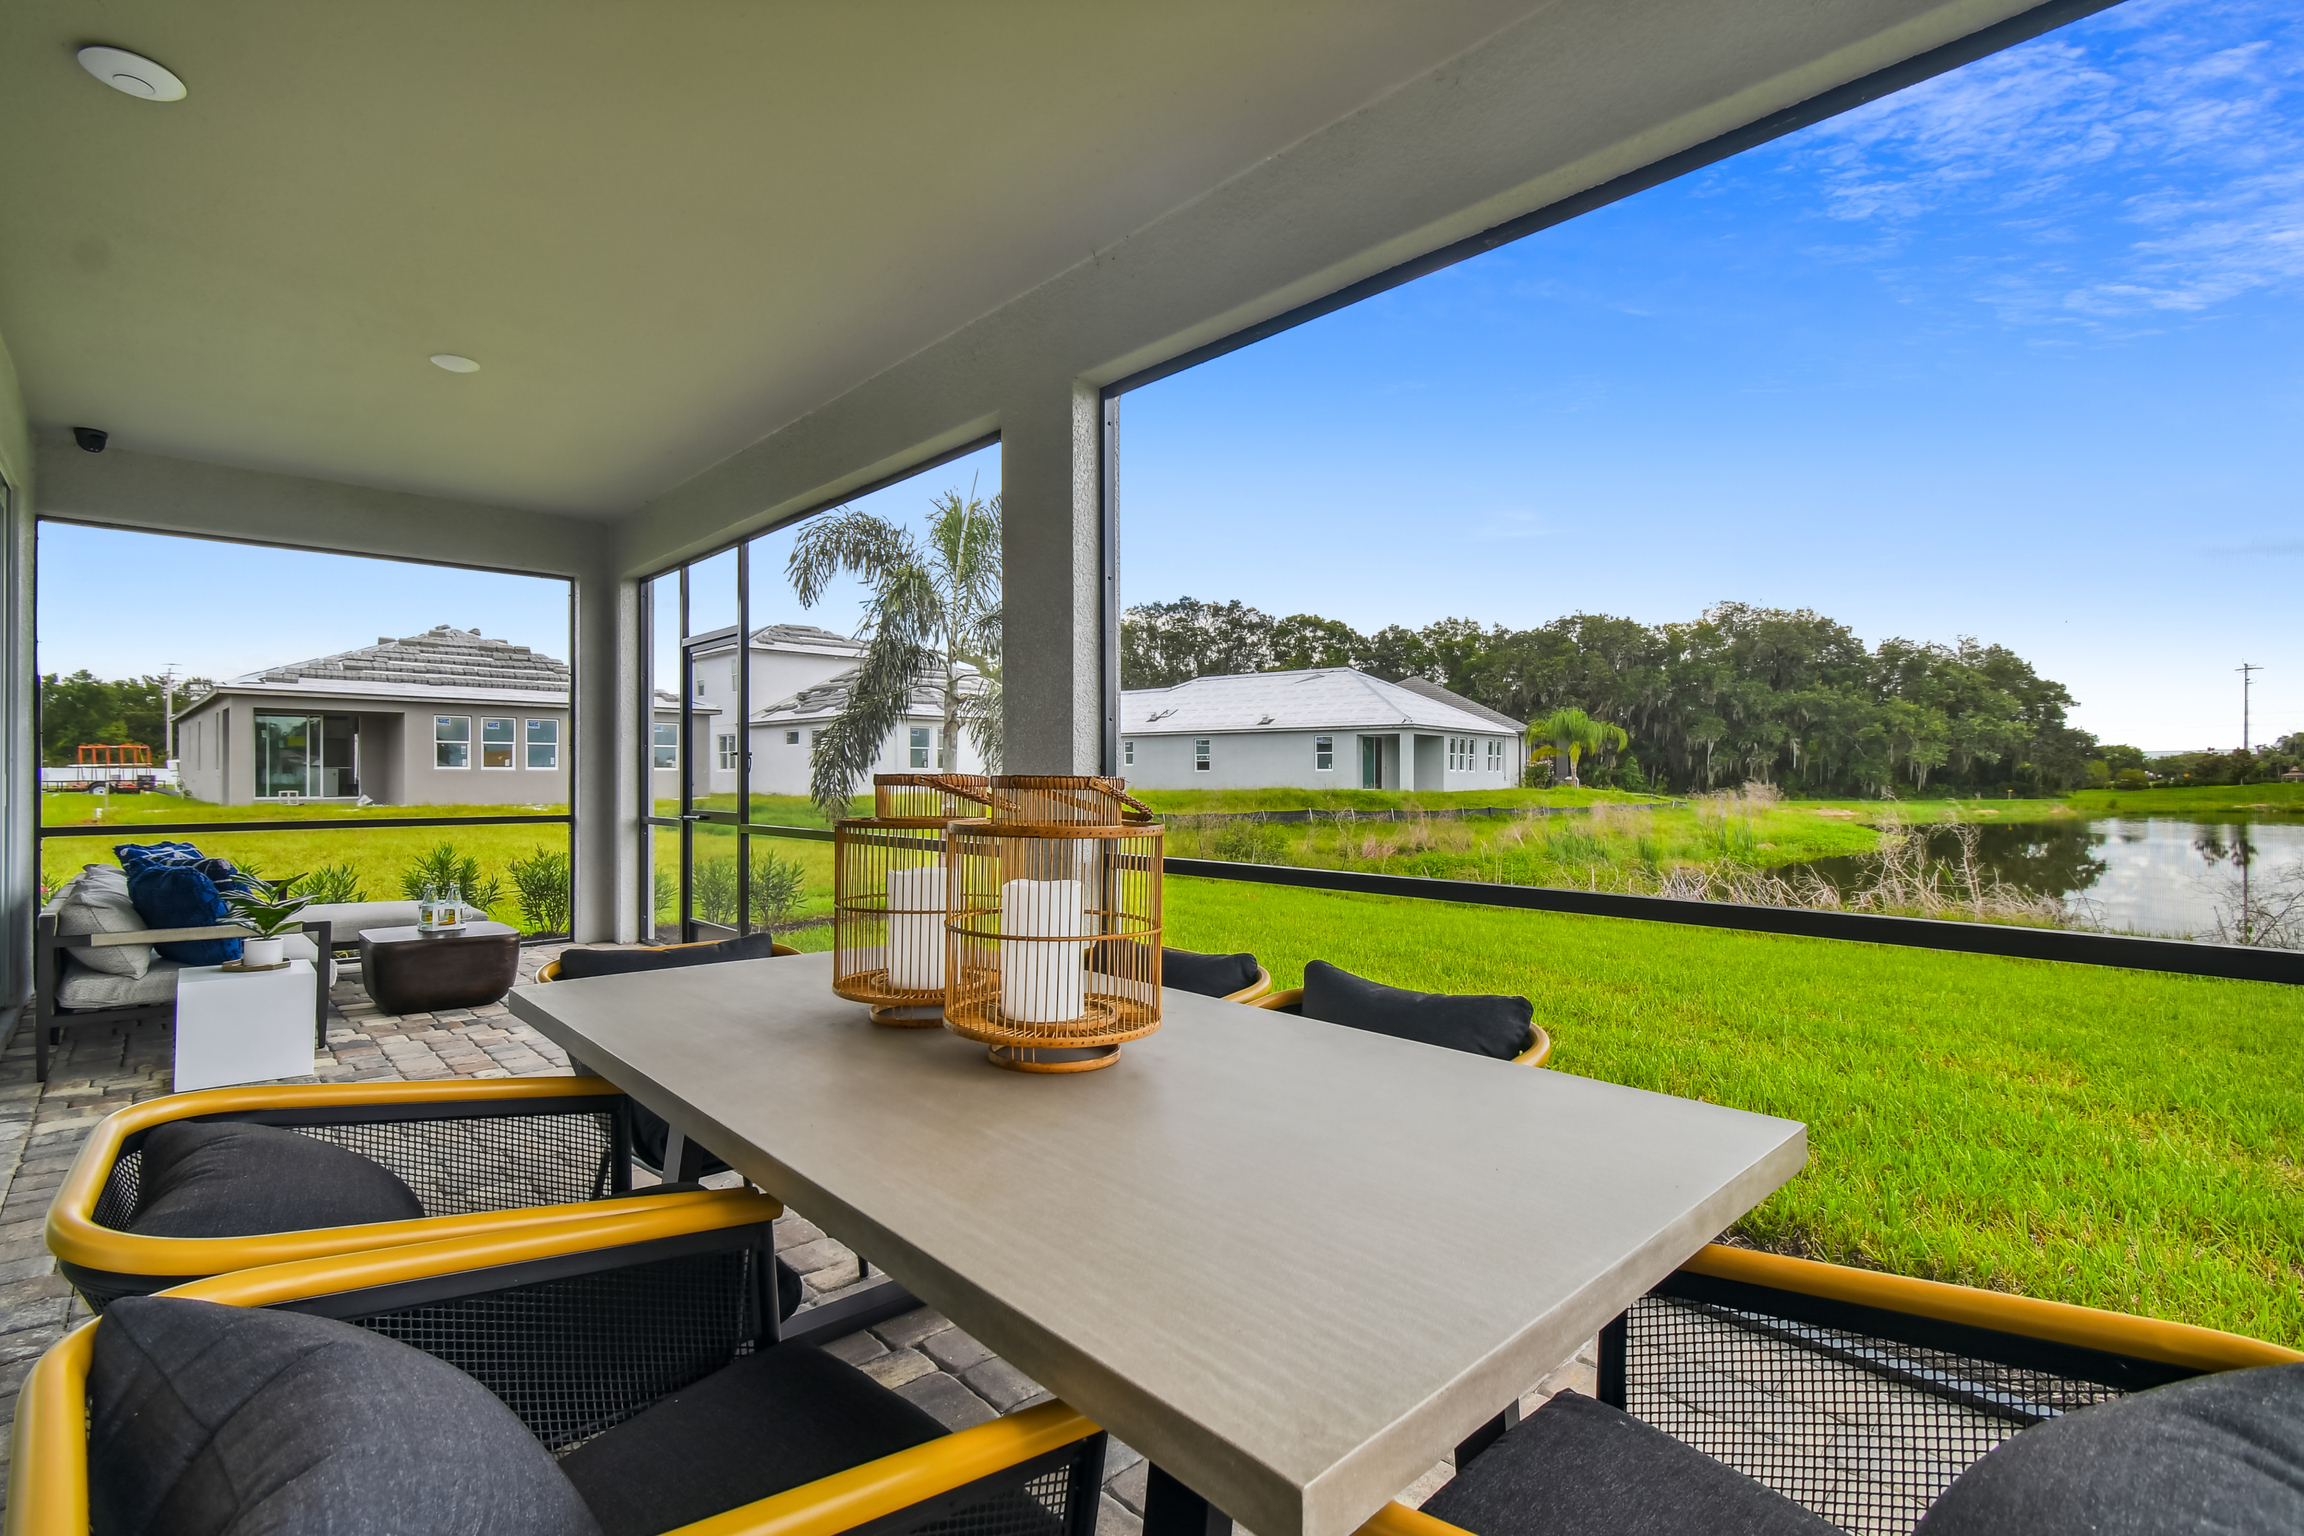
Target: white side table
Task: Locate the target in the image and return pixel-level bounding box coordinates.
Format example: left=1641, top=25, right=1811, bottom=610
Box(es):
left=174, top=960, right=318, bottom=1092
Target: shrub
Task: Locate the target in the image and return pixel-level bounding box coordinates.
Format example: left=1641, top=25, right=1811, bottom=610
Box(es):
left=692, top=856, right=738, bottom=924
left=300, top=864, right=365, bottom=905
left=507, top=846, right=573, bottom=935
left=398, top=842, right=505, bottom=913
left=1212, top=819, right=1288, bottom=864
left=750, top=849, right=806, bottom=926
left=654, top=866, right=677, bottom=922
left=2114, top=768, right=2149, bottom=791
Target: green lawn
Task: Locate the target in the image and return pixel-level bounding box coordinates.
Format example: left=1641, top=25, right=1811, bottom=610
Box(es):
left=2062, top=782, right=2304, bottom=819
left=41, top=791, right=568, bottom=827
left=1165, top=877, right=2304, bottom=1346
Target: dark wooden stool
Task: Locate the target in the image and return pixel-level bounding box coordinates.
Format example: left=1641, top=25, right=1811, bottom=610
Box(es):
left=356, top=922, right=522, bottom=1016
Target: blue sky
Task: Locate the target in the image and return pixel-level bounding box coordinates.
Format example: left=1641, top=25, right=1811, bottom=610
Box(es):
left=39, top=3, right=2301, bottom=751
left=1120, top=0, right=2303, bottom=750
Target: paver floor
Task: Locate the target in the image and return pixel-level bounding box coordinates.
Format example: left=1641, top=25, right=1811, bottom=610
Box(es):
left=0, top=947, right=1593, bottom=1528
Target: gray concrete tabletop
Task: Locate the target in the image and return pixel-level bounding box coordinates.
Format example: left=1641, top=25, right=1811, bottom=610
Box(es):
left=509, top=951, right=1804, bottom=1536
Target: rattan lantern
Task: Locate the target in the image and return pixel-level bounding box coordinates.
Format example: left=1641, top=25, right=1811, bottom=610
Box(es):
left=943, top=776, right=1164, bottom=1073
left=832, top=773, right=992, bottom=1025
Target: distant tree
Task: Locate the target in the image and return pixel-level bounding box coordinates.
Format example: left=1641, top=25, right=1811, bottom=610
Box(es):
left=1119, top=598, right=1274, bottom=688
left=38, top=670, right=213, bottom=766
left=788, top=486, right=1001, bottom=817
left=1361, top=624, right=1439, bottom=683
left=1268, top=613, right=1365, bottom=671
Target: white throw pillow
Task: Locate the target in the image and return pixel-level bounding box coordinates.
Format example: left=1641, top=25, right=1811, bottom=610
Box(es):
left=53, top=865, right=155, bottom=979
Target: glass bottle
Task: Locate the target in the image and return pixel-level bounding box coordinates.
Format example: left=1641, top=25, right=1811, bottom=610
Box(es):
left=445, top=881, right=463, bottom=929
left=420, top=882, right=439, bottom=930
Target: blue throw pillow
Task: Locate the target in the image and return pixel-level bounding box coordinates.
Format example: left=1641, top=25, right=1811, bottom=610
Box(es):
left=125, top=864, right=243, bottom=964
left=115, top=842, right=238, bottom=886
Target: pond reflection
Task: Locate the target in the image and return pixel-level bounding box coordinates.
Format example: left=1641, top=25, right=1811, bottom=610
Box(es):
left=1801, top=818, right=2304, bottom=940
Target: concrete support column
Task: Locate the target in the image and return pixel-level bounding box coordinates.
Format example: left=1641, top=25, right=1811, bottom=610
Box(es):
left=572, top=567, right=640, bottom=943
left=999, top=379, right=1105, bottom=775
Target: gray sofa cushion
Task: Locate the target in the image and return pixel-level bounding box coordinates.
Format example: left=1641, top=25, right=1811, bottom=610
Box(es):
left=1422, top=1391, right=1836, bottom=1536
left=128, top=1121, right=426, bottom=1237
left=559, top=1343, right=945, bottom=1536
left=57, top=955, right=182, bottom=1009
left=54, top=866, right=155, bottom=978
left=89, top=1295, right=601, bottom=1536
left=1916, top=1363, right=2304, bottom=1536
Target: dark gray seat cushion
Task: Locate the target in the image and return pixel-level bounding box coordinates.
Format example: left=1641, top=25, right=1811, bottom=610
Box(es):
left=89, top=1295, right=601, bottom=1536
left=555, top=931, right=786, bottom=980
left=1917, top=1363, right=2304, bottom=1536
left=126, top=1120, right=426, bottom=1238
left=1423, top=1392, right=1835, bottom=1536
left=559, top=1343, right=946, bottom=1536
left=1301, top=960, right=1534, bottom=1060
left=1163, top=948, right=1261, bottom=998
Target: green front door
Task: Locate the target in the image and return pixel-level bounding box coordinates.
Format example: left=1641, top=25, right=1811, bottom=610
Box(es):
left=1360, top=736, right=1381, bottom=789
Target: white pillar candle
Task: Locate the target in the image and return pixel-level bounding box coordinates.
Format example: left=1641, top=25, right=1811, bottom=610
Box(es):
left=886, top=863, right=946, bottom=991
left=1001, top=877, right=1085, bottom=1023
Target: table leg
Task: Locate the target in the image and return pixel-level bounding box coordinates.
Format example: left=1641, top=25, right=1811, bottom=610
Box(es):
left=1597, top=1310, right=1629, bottom=1410
left=661, top=1125, right=710, bottom=1184
left=1143, top=1464, right=1231, bottom=1536
left=1454, top=1400, right=1521, bottom=1469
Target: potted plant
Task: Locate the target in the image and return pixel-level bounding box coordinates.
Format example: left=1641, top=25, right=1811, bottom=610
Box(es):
left=220, top=871, right=313, bottom=967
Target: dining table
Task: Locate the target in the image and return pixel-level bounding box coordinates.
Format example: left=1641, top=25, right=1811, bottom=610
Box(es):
left=508, top=951, right=1805, bottom=1536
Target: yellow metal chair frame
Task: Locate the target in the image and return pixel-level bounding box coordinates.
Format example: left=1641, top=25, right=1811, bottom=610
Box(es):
left=1220, top=966, right=1273, bottom=1004
left=1353, top=1243, right=2300, bottom=1536
left=1252, top=987, right=1551, bottom=1065
left=47, top=1077, right=740, bottom=1310
left=535, top=936, right=800, bottom=983
left=11, top=1198, right=1105, bottom=1536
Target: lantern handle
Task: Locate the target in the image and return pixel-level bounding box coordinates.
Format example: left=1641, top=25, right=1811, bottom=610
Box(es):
left=922, top=773, right=994, bottom=808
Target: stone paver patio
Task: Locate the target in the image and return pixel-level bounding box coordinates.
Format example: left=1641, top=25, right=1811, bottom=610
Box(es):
left=0, top=945, right=1594, bottom=1527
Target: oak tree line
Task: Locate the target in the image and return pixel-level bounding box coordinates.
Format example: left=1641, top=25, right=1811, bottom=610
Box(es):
left=1121, top=598, right=2100, bottom=795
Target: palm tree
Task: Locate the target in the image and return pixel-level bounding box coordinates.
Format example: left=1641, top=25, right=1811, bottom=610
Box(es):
left=1526, top=707, right=1629, bottom=788
left=787, top=485, right=1001, bottom=817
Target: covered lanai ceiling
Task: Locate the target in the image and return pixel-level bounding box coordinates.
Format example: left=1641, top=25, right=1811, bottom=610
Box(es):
left=0, top=0, right=1546, bottom=516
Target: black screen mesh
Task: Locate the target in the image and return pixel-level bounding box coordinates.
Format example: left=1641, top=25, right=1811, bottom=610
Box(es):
left=352, top=1247, right=762, bottom=1452
left=910, top=1464, right=1079, bottom=1536
left=92, top=1106, right=620, bottom=1234
left=1624, top=1294, right=2127, bottom=1535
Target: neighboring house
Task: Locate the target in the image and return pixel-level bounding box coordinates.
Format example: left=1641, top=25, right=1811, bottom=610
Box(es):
left=1118, top=669, right=1525, bottom=791
left=173, top=625, right=695, bottom=807
left=683, top=623, right=986, bottom=798
left=749, top=666, right=988, bottom=797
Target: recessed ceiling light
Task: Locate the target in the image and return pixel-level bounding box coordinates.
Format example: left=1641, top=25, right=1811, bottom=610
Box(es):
left=430, top=354, right=480, bottom=374
left=77, top=46, right=186, bottom=101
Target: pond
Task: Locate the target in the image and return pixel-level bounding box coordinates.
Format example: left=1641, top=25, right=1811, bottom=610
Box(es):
left=1800, top=817, right=2304, bottom=941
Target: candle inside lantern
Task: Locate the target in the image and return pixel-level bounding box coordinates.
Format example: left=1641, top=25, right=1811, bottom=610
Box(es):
left=1000, top=877, right=1085, bottom=1023
left=886, top=863, right=946, bottom=990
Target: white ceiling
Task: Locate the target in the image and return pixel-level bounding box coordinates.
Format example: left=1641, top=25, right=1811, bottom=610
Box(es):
left=0, top=1, right=1546, bottom=516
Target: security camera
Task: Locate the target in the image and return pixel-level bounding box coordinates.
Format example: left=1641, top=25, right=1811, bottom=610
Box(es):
left=72, top=427, right=108, bottom=453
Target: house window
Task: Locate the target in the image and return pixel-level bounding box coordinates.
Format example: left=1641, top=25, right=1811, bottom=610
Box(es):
left=1124, top=739, right=1134, bottom=766
left=652, top=724, right=678, bottom=769
left=435, top=716, right=470, bottom=769
left=1195, top=739, right=1211, bottom=772
left=730, top=659, right=740, bottom=688
left=526, top=719, right=558, bottom=769
left=481, top=718, right=516, bottom=769
left=1487, top=738, right=1503, bottom=772
left=694, top=680, right=704, bottom=699
left=909, top=726, right=930, bottom=768
left=785, top=730, right=800, bottom=745
left=716, top=733, right=739, bottom=770
left=1315, top=735, right=1333, bottom=771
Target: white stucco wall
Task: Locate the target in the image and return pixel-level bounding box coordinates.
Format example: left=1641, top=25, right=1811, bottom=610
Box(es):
left=1120, top=729, right=1520, bottom=792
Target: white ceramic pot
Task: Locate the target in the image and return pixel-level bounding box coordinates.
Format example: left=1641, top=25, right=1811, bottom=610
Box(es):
left=240, top=936, right=287, bottom=967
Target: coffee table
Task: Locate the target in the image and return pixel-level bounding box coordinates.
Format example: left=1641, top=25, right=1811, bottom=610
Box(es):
left=357, top=921, right=522, bottom=1016
left=509, top=951, right=1806, bottom=1536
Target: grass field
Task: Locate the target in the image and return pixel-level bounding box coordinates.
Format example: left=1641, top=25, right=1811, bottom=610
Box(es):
left=41, top=795, right=572, bottom=933
left=40, top=792, right=568, bottom=827
left=1165, top=877, right=2304, bottom=1345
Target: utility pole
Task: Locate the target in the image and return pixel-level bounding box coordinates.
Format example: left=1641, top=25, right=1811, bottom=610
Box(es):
left=161, top=664, right=179, bottom=763
left=2237, top=661, right=2263, bottom=753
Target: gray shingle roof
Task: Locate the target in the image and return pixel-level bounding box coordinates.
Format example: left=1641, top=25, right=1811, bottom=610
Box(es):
left=749, top=623, right=865, bottom=652
left=1120, top=668, right=1522, bottom=735
left=755, top=664, right=976, bottom=722
left=1392, top=677, right=1524, bottom=732
left=236, top=625, right=569, bottom=693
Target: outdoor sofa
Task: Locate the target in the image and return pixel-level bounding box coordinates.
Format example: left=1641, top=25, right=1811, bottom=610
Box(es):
left=32, top=863, right=485, bottom=1081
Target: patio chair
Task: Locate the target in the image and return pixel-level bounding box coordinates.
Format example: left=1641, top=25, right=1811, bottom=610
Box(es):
left=1253, top=961, right=1551, bottom=1064
left=44, top=1076, right=800, bottom=1320
left=1357, top=1242, right=2304, bottom=1536
left=11, top=1197, right=1109, bottom=1536
left=534, top=932, right=800, bottom=1181
left=1161, top=946, right=1273, bottom=1002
